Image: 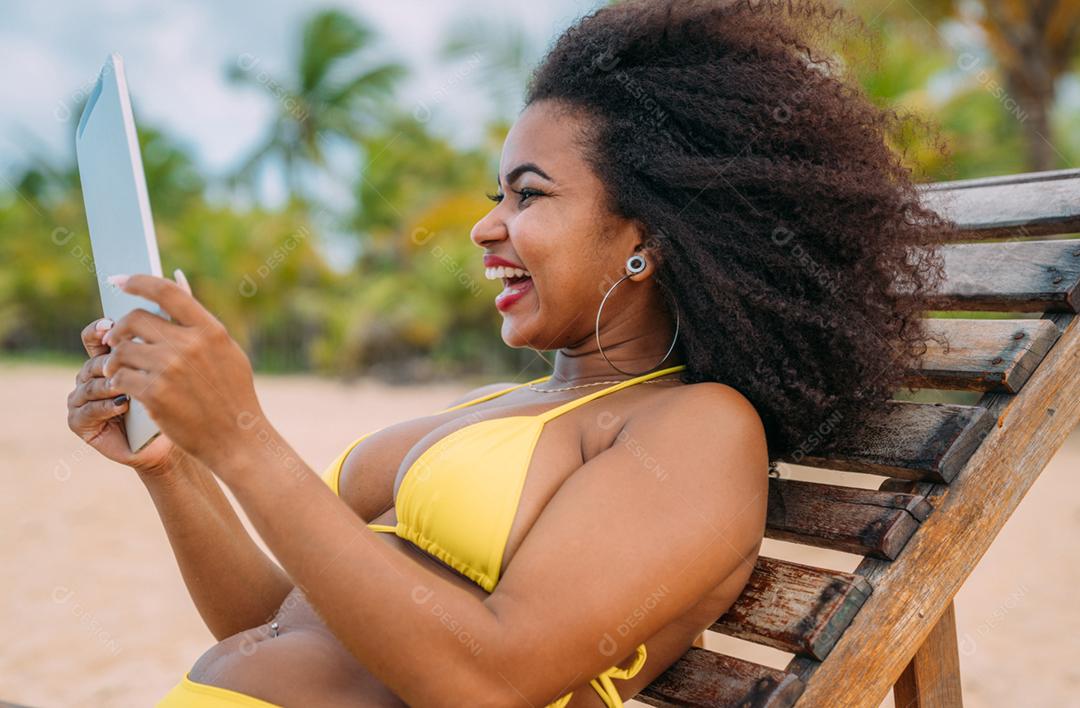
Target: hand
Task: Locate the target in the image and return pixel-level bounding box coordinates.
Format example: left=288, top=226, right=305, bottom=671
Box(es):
left=67, top=317, right=177, bottom=477
left=99, top=270, right=265, bottom=471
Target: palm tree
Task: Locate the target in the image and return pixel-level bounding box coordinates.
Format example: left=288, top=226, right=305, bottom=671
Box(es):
left=972, top=0, right=1080, bottom=170
left=226, top=9, right=406, bottom=204
left=895, top=0, right=1080, bottom=171
left=440, top=17, right=544, bottom=131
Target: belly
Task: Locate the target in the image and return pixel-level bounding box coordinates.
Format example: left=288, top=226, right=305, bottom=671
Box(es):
left=182, top=517, right=714, bottom=707
left=186, top=533, right=486, bottom=706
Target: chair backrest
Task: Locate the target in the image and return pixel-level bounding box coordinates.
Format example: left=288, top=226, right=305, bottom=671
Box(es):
left=636, top=168, right=1080, bottom=707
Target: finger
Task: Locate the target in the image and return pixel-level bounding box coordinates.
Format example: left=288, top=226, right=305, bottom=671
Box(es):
left=69, top=396, right=129, bottom=430
left=76, top=353, right=110, bottom=384
left=103, top=339, right=160, bottom=379
left=68, top=375, right=124, bottom=408
left=80, top=318, right=114, bottom=358
left=108, top=273, right=210, bottom=328
left=101, top=308, right=180, bottom=348
left=173, top=268, right=192, bottom=296
left=108, top=366, right=156, bottom=403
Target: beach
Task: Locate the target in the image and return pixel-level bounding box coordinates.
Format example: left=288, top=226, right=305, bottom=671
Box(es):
left=2, top=360, right=1076, bottom=707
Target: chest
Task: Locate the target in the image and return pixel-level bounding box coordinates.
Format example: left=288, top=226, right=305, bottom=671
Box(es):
left=336, top=400, right=628, bottom=583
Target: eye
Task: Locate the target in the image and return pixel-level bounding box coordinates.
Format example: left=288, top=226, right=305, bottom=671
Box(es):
left=515, top=188, right=544, bottom=204
left=486, top=190, right=504, bottom=203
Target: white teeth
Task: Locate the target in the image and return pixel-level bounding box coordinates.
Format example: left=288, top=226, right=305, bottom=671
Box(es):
left=484, top=266, right=531, bottom=280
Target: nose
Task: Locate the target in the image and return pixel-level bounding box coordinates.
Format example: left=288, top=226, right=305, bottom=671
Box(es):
left=470, top=205, right=507, bottom=249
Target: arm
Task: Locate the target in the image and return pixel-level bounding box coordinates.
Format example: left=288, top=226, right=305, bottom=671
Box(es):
left=139, top=447, right=293, bottom=640
left=210, top=383, right=767, bottom=706
left=481, top=383, right=768, bottom=703
left=66, top=312, right=293, bottom=641
left=101, top=274, right=767, bottom=705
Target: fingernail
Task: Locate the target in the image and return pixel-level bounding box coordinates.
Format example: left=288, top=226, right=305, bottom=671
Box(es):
left=173, top=268, right=191, bottom=293
left=95, top=318, right=114, bottom=331
left=113, top=394, right=129, bottom=406
left=107, top=274, right=129, bottom=288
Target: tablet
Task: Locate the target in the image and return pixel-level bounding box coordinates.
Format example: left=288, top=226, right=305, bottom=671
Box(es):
left=75, top=53, right=163, bottom=453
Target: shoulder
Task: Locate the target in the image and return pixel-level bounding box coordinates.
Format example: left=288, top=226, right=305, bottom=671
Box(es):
left=442, top=381, right=521, bottom=409
left=626, top=380, right=768, bottom=481
left=648, top=381, right=769, bottom=538
left=647, top=380, right=764, bottom=431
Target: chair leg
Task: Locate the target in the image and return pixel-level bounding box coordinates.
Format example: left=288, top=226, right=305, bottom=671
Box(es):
left=892, top=599, right=963, bottom=708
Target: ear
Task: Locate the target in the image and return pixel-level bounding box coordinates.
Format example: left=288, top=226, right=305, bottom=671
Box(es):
left=627, top=223, right=665, bottom=282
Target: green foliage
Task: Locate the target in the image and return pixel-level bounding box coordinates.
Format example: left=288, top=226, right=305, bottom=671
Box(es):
left=158, top=201, right=334, bottom=359
left=3, top=4, right=1079, bottom=379
left=137, top=125, right=206, bottom=218
left=352, top=114, right=492, bottom=245
left=226, top=8, right=406, bottom=201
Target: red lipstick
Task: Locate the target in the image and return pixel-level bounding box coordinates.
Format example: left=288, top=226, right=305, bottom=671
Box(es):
left=483, top=254, right=533, bottom=312
left=483, top=254, right=526, bottom=269
left=494, top=278, right=533, bottom=311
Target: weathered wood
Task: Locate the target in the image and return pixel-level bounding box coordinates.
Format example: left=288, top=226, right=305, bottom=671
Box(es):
left=920, top=168, right=1080, bottom=238
left=766, top=478, right=932, bottom=558
left=924, top=239, right=1080, bottom=312
left=791, top=313, right=1080, bottom=707
left=925, top=168, right=1080, bottom=190
left=786, top=401, right=993, bottom=482
left=784, top=655, right=820, bottom=685
left=637, top=647, right=805, bottom=708
left=634, top=173, right=1079, bottom=708
left=710, top=556, right=872, bottom=661
left=909, top=318, right=1061, bottom=392
left=892, top=599, right=964, bottom=708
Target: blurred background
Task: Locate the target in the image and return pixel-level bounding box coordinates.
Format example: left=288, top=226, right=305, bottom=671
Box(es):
left=0, top=0, right=590, bottom=380
left=1, top=1, right=1078, bottom=706
left=4, top=0, right=1080, bottom=379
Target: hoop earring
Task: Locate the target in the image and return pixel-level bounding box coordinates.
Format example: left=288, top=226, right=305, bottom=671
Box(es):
left=595, top=254, right=681, bottom=376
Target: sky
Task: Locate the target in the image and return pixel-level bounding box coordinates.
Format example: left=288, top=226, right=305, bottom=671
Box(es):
left=12, top=1, right=1078, bottom=205
left=0, top=0, right=594, bottom=187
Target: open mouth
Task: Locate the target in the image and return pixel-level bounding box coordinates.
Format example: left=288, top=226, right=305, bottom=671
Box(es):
left=494, top=275, right=535, bottom=310
left=485, top=266, right=534, bottom=310
left=502, top=273, right=532, bottom=289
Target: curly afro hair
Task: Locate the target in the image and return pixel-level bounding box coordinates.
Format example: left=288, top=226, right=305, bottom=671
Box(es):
left=525, top=0, right=953, bottom=460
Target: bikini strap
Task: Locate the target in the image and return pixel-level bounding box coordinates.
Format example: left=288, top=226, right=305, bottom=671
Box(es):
left=536, top=364, right=687, bottom=423
left=435, top=374, right=552, bottom=414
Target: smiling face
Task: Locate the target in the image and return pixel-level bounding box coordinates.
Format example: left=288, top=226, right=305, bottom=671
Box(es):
left=471, top=100, right=656, bottom=352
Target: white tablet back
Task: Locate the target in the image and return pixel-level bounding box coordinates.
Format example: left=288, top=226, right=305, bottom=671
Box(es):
left=75, top=53, right=162, bottom=452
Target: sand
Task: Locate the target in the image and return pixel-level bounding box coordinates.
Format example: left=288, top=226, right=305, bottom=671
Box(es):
left=1, top=361, right=1076, bottom=707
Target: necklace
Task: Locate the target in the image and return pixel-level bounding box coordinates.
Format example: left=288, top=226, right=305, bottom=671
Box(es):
left=527, top=374, right=683, bottom=393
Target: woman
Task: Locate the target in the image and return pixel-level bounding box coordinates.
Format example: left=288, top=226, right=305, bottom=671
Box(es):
left=66, top=1, right=947, bottom=705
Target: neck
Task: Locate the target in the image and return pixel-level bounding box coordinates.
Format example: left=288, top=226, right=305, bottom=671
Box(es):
left=524, top=273, right=685, bottom=385
left=543, top=321, right=685, bottom=385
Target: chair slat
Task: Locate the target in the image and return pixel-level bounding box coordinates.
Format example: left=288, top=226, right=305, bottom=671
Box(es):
left=792, top=312, right=1080, bottom=706
left=920, top=168, right=1080, bottom=238
left=637, top=647, right=805, bottom=708
left=784, top=401, right=993, bottom=482
left=926, top=239, right=1080, bottom=312
left=710, top=556, right=872, bottom=660
left=766, top=478, right=932, bottom=559
left=908, top=318, right=1062, bottom=392
left=639, top=171, right=1078, bottom=708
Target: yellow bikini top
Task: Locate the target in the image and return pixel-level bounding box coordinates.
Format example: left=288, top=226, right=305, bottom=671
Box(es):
left=320, top=363, right=685, bottom=592
left=319, top=363, right=683, bottom=707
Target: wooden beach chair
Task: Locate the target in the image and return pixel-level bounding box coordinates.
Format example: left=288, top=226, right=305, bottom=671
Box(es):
left=635, top=168, right=1080, bottom=707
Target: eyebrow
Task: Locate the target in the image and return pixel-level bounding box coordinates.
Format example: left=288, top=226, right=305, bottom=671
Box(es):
left=499, top=162, right=553, bottom=187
